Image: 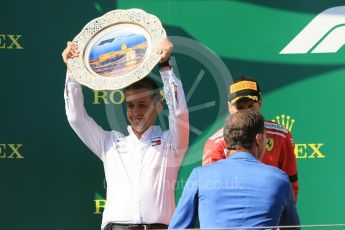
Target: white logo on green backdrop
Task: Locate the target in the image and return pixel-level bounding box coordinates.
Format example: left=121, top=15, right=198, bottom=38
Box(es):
left=280, top=6, right=345, bottom=54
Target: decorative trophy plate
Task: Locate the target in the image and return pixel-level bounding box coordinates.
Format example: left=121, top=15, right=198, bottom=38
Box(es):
left=68, top=9, right=166, bottom=90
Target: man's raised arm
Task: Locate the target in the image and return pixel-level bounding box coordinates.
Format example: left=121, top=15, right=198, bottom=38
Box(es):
left=62, top=41, right=110, bottom=159
left=158, top=38, right=189, bottom=158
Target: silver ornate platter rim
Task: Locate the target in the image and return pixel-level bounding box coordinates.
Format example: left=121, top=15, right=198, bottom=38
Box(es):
left=68, top=9, right=166, bottom=90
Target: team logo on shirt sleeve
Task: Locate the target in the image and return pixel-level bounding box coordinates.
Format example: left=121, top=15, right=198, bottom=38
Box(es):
left=266, top=138, right=274, bottom=151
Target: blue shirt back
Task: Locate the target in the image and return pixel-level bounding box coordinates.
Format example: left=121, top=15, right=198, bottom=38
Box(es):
left=169, top=152, right=300, bottom=229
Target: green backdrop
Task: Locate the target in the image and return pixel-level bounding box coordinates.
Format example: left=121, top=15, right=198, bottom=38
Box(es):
left=1, top=0, right=345, bottom=229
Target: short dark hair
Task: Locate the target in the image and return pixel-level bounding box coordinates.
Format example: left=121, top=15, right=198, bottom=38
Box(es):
left=223, top=110, right=265, bottom=150
left=124, top=77, right=160, bottom=102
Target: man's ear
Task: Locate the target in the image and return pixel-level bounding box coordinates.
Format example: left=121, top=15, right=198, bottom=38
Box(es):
left=156, top=101, right=163, bottom=114
left=255, top=133, right=262, bottom=147
left=228, top=102, right=236, bottom=114
left=258, top=99, right=262, bottom=109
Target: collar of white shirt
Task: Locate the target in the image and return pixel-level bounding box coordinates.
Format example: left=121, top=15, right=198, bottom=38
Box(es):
left=127, top=125, right=162, bottom=141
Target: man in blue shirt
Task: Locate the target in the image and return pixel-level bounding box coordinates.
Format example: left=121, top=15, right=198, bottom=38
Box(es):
left=169, top=111, right=300, bottom=229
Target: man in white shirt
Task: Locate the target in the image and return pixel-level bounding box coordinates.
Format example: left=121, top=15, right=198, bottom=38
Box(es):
left=62, top=38, right=189, bottom=230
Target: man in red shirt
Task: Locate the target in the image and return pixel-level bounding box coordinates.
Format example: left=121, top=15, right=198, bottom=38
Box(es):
left=203, top=77, right=299, bottom=201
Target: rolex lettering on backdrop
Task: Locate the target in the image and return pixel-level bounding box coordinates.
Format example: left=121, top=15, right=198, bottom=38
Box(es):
left=0, top=144, right=24, bottom=159
left=273, top=114, right=326, bottom=159
left=0, top=34, right=23, bottom=49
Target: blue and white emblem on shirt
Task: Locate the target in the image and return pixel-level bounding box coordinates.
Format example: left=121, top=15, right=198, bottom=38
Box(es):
left=150, top=137, right=162, bottom=146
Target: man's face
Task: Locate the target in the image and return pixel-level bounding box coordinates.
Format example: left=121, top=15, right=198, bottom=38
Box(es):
left=125, top=88, right=162, bottom=134
left=228, top=98, right=262, bottom=114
